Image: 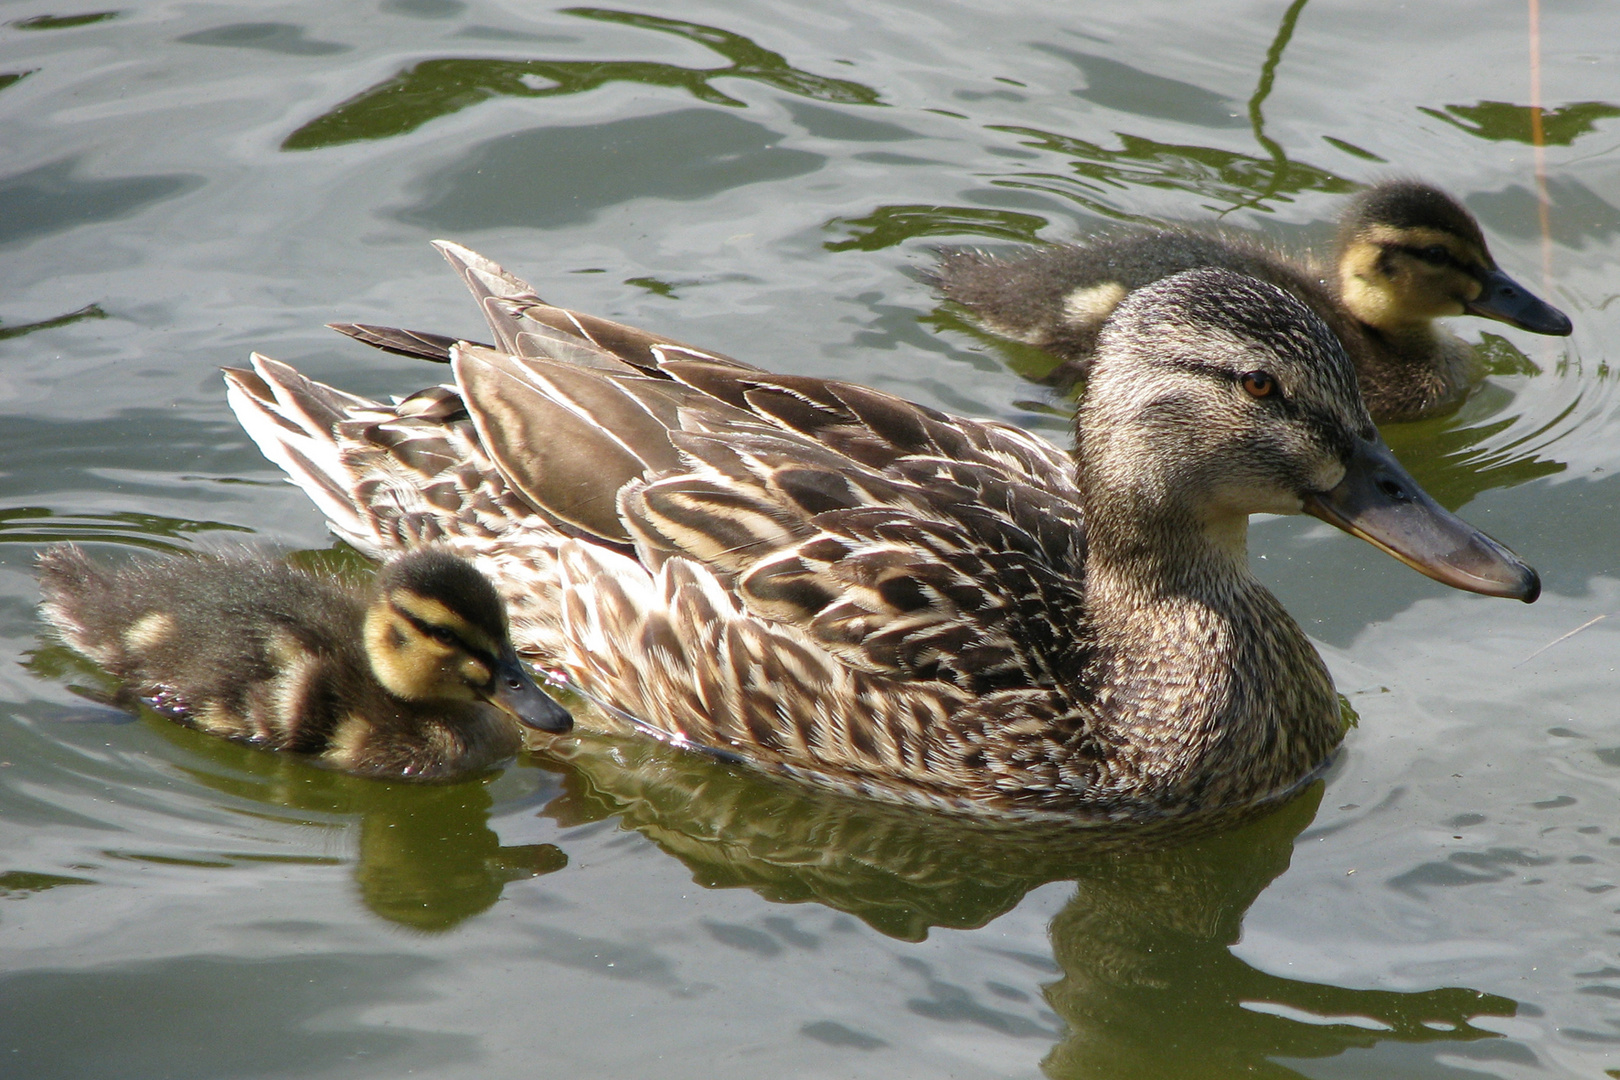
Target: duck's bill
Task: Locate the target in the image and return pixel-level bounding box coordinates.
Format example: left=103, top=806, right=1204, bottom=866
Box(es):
left=488, top=653, right=574, bottom=733
left=1466, top=268, right=1573, bottom=336
left=1301, top=437, right=1540, bottom=603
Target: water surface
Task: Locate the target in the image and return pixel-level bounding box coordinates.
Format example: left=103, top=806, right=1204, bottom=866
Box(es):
left=2, top=2, right=1618, bottom=1077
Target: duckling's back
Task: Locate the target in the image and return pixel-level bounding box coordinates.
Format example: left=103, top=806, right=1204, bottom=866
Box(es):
left=38, top=546, right=364, bottom=750
left=931, top=230, right=1345, bottom=387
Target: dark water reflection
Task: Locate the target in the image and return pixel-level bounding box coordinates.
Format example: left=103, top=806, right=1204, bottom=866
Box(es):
left=8, top=12, right=121, bottom=32
left=282, top=8, right=881, bottom=151
left=401, top=109, right=825, bottom=232
left=176, top=750, right=568, bottom=933
left=176, top=22, right=350, bottom=57
left=0, top=303, right=106, bottom=341
left=1421, top=100, right=1620, bottom=146
left=545, top=735, right=1515, bottom=1076
left=1051, top=48, right=1247, bottom=129
left=0, top=158, right=201, bottom=249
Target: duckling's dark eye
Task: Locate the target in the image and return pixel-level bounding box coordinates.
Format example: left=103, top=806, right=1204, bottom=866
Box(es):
left=1240, top=371, right=1277, bottom=399
left=427, top=626, right=458, bottom=647
left=1417, top=244, right=1450, bottom=265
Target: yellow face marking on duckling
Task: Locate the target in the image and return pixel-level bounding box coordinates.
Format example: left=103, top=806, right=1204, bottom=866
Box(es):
left=1340, top=226, right=1488, bottom=328
left=459, top=656, right=491, bottom=688
left=361, top=587, right=508, bottom=704
left=386, top=591, right=499, bottom=657
left=123, top=612, right=176, bottom=652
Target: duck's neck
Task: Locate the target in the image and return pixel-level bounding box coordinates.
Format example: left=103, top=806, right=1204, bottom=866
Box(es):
left=1078, top=501, right=1344, bottom=813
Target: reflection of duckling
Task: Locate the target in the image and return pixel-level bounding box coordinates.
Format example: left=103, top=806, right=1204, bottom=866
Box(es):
left=930, top=180, right=1572, bottom=422
left=37, top=546, right=572, bottom=779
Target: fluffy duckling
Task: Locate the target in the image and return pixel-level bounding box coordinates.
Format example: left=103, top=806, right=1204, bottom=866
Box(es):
left=37, top=546, right=572, bottom=780
left=930, top=180, right=1572, bottom=422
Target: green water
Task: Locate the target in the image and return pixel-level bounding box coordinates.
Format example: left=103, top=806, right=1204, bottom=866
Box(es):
left=1, top=2, right=1617, bottom=1077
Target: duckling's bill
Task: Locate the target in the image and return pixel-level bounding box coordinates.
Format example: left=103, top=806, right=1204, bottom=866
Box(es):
left=1302, top=435, right=1540, bottom=603
left=1464, top=268, right=1573, bottom=337
left=487, top=650, right=574, bottom=733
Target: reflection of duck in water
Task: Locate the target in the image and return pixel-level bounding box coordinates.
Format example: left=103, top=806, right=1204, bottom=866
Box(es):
left=37, top=546, right=572, bottom=780
left=352, top=777, right=567, bottom=931
left=229, top=245, right=1537, bottom=819
left=177, top=735, right=566, bottom=932
left=1036, top=788, right=1516, bottom=1079
left=931, top=180, right=1572, bottom=422
left=544, top=733, right=1514, bottom=1074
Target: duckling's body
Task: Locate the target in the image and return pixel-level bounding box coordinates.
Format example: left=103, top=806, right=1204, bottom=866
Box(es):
left=38, top=547, right=572, bottom=780
left=225, top=244, right=1537, bottom=819
left=931, top=181, right=1572, bottom=423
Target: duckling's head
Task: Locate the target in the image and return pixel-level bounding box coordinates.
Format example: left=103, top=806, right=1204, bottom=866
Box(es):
left=1079, top=268, right=1539, bottom=601
left=1334, top=180, right=1571, bottom=337
left=362, top=549, right=573, bottom=732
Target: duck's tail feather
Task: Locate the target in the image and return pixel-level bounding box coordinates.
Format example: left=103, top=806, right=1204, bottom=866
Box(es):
left=326, top=323, right=475, bottom=363
left=225, top=353, right=577, bottom=566
left=224, top=355, right=390, bottom=554
left=431, top=239, right=756, bottom=375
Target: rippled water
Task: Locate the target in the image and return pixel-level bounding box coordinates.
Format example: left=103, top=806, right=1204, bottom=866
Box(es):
left=2, top=2, right=1618, bottom=1077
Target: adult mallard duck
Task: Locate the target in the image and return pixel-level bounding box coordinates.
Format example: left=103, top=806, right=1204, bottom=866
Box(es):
left=38, top=546, right=573, bottom=780
left=224, top=244, right=1537, bottom=819
left=929, top=180, right=1573, bottom=422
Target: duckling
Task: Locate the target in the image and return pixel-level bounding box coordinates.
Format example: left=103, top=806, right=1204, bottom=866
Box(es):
left=224, top=241, right=1539, bottom=819
left=929, top=180, right=1572, bottom=422
left=37, top=546, right=573, bottom=780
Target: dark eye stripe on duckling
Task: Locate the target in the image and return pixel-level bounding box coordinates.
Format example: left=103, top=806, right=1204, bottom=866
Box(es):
left=388, top=594, right=500, bottom=664
left=1391, top=243, right=1469, bottom=272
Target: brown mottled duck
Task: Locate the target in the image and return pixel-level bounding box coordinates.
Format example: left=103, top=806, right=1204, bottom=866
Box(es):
left=38, top=546, right=572, bottom=780
left=930, top=180, right=1572, bottom=422
left=223, top=243, right=1537, bottom=819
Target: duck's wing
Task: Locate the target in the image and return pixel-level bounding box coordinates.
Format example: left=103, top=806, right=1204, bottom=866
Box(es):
left=224, top=355, right=554, bottom=558
left=443, top=334, right=1091, bottom=694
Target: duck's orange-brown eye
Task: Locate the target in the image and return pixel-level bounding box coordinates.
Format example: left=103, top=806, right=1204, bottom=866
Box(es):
left=1240, top=371, right=1276, bottom=398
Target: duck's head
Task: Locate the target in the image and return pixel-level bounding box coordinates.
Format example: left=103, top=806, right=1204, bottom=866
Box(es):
left=1078, top=268, right=1540, bottom=601
left=1334, top=180, right=1571, bottom=338
left=362, top=549, right=574, bottom=732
